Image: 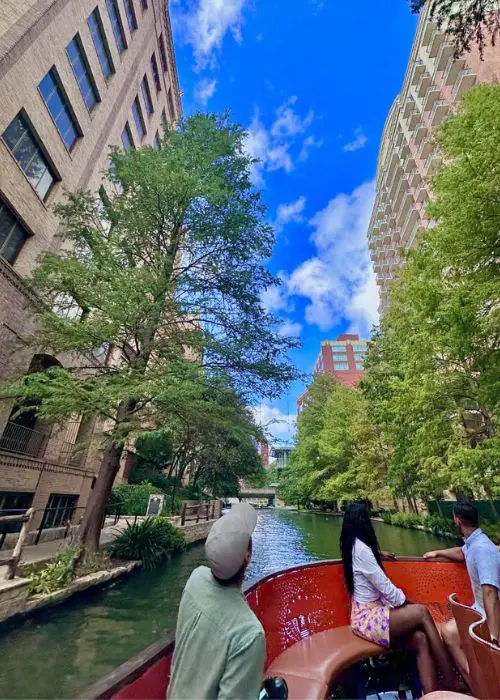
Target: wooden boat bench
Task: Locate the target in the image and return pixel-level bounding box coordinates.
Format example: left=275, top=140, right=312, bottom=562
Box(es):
left=265, top=625, right=386, bottom=700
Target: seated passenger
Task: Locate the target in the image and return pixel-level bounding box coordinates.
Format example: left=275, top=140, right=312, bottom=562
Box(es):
left=424, top=501, right=500, bottom=687
left=340, top=503, right=460, bottom=695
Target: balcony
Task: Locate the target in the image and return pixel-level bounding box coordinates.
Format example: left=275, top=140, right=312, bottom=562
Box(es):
left=397, top=190, right=413, bottom=227
left=411, top=58, right=425, bottom=86
left=403, top=95, right=415, bottom=118
left=393, top=176, right=409, bottom=211
left=0, top=422, right=48, bottom=458
left=417, top=71, right=431, bottom=97
left=429, top=99, right=449, bottom=126
left=400, top=204, right=420, bottom=243
left=409, top=167, right=422, bottom=189
left=452, top=68, right=476, bottom=100
left=425, top=150, right=442, bottom=176
left=423, top=83, right=441, bottom=112
left=412, top=121, right=428, bottom=148
left=434, top=39, right=454, bottom=73
left=414, top=181, right=428, bottom=203
left=418, top=136, right=433, bottom=161
left=403, top=153, right=415, bottom=173
left=443, top=56, right=466, bottom=86
left=406, top=219, right=425, bottom=249
left=421, top=20, right=437, bottom=47
left=428, top=28, right=445, bottom=58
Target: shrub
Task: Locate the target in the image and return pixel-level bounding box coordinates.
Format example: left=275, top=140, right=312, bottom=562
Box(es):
left=28, top=547, right=80, bottom=596
left=482, top=521, right=500, bottom=544
left=106, top=482, right=162, bottom=517
left=108, top=517, right=184, bottom=570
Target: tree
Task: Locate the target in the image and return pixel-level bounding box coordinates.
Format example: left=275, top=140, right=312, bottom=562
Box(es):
left=410, top=1, right=500, bottom=58
left=7, top=114, right=299, bottom=553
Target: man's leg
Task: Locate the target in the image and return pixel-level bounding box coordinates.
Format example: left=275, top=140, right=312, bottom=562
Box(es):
left=440, top=618, right=471, bottom=688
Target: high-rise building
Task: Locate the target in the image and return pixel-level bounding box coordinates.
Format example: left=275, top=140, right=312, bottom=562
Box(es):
left=0, top=0, right=181, bottom=540
left=297, top=334, right=368, bottom=412
left=368, top=6, right=500, bottom=313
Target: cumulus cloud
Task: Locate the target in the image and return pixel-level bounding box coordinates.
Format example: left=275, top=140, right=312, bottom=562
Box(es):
left=172, top=0, right=250, bottom=70
left=278, top=319, right=302, bottom=337
left=298, top=135, right=324, bottom=162
left=194, top=77, right=217, bottom=105
left=343, top=127, right=368, bottom=152
left=252, top=403, right=296, bottom=442
left=284, top=180, right=379, bottom=336
left=244, top=98, right=315, bottom=185
left=274, top=196, right=306, bottom=233
left=260, top=277, right=292, bottom=314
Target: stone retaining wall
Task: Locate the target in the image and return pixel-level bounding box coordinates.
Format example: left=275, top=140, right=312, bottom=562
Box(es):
left=182, top=519, right=216, bottom=545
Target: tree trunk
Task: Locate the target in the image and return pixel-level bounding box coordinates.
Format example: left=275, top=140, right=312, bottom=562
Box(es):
left=392, top=497, right=399, bottom=512
left=77, top=442, right=123, bottom=553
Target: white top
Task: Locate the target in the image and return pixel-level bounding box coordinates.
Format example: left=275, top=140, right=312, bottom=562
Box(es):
left=352, top=538, right=406, bottom=607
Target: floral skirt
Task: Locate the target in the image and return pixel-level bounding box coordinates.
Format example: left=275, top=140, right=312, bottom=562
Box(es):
left=351, top=599, right=391, bottom=648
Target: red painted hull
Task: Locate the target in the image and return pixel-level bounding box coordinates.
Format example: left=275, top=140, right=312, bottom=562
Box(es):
left=85, top=558, right=472, bottom=699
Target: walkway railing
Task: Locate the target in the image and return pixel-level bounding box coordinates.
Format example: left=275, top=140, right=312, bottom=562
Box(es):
left=0, top=509, right=35, bottom=579
left=180, top=502, right=216, bottom=526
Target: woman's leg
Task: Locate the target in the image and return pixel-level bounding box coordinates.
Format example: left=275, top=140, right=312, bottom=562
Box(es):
left=408, top=630, right=437, bottom=695
left=440, top=619, right=471, bottom=688
left=390, top=604, right=458, bottom=690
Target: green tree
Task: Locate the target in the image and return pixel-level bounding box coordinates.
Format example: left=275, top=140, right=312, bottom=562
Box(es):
left=409, top=1, right=500, bottom=58
left=7, top=114, right=299, bottom=553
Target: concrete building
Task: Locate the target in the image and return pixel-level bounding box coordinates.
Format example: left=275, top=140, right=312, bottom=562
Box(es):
left=0, top=0, right=181, bottom=539
left=271, top=446, right=292, bottom=471
left=297, top=334, right=368, bottom=413
left=368, top=5, right=500, bottom=313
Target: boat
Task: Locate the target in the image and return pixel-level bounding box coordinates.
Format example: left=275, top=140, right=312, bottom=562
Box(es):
left=84, top=557, right=496, bottom=699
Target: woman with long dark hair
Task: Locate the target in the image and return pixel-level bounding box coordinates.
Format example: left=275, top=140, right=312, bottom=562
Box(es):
left=340, top=503, right=460, bottom=694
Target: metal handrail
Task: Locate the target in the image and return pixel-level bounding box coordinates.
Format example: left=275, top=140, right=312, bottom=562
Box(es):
left=0, top=421, right=47, bottom=458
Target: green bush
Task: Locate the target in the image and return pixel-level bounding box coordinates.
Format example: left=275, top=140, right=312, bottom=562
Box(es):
left=108, top=517, right=184, bottom=570
left=28, top=547, right=80, bottom=595
left=106, top=482, right=162, bottom=516
left=482, top=521, right=500, bottom=544
left=128, top=465, right=174, bottom=493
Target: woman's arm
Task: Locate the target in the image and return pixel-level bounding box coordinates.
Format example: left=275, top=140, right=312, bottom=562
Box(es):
left=355, top=545, right=405, bottom=607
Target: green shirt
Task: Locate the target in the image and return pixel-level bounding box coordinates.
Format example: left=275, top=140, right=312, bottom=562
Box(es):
left=168, top=566, right=265, bottom=700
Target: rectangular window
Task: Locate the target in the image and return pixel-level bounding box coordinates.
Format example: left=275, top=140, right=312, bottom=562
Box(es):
left=334, top=363, right=349, bottom=371
left=105, top=0, right=127, bottom=54
left=353, top=344, right=367, bottom=352
left=124, top=0, right=137, bottom=33
left=161, top=108, right=167, bottom=128
left=43, top=493, right=78, bottom=529
left=0, top=199, right=29, bottom=264
left=39, top=68, right=80, bottom=151
left=0, top=491, right=34, bottom=535
left=167, top=88, right=175, bottom=120
left=151, top=53, right=161, bottom=92
left=140, top=0, right=148, bottom=8
left=332, top=344, right=346, bottom=352
left=2, top=112, right=56, bottom=199
left=66, top=35, right=99, bottom=112
left=158, top=33, right=168, bottom=72
left=354, top=353, right=365, bottom=361
left=132, top=96, right=146, bottom=140
left=153, top=131, right=160, bottom=149
left=121, top=121, right=134, bottom=150
left=332, top=354, right=347, bottom=361
left=88, top=8, right=114, bottom=79
left=355, top=363, right=364, bottom=371
left=141, top=75, right=154, bottom=115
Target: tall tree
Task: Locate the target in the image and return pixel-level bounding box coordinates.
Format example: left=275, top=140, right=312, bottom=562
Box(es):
left=410, top=1, right=500, bottom=57
left=7, top=114, right=299, bottom=553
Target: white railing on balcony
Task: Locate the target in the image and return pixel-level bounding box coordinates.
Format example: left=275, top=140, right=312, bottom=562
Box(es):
left=451, top=68, right=476, bottom=100
left=429, top=99, right=449, bottom=125
left=411, top=58, right=425, bottom=85
left=417, top=71, right=431, bottom=97
left=0, top=422, right=47, bottom=458
left=443, top=56, right=465, bottom=86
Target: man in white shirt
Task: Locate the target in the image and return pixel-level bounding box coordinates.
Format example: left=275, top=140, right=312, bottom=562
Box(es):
left=168, top=503, right=265, bottom=700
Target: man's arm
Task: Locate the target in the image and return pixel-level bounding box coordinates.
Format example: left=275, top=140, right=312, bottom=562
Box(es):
left=482, top=584, right=500, bottom=644
left=218, top=633, right=265, bottom=700
left=423, top=547, right=465, bottom=562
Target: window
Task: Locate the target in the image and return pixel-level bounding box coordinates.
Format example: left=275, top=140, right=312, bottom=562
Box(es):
left=0, top=199, right=29, bottom=264
left=158, top=33, right=168, bottom=72
left=141, top=75, right=154, bottom=115
left=105, top=0, right=127, bottom=54
left=140, top=0, right=148, bottom=8
left=43, top=493, right=78, bottom=529
left=151, top=53, right=161, bottom=92
left=121, top=121, right=134, bottom=150
left=132, top=96, right=146, bottom=140
left=92, top=342, right=110, bottom=363
left=97, top=187, right=112, bottom=236
left=2, top=112, right=56, bottom=199
left=354, top=353, right=365, bottom=361
left=52, top=293, right=83, bottom=320
left=353, top=343, right=367, bottom=352
left=88, top=8, right=114, bottom=79
left=334, top=363, right=349, bottom=370
left=66, top=35, right=99, bottom=112
left=332, top=344, right=346, bottom=352
left=0, top=492, right=34, bottom=537
left=167, top=88, right=175, bottom=120
left=124, top=0, right=137, bottom=32
left=161, top=108, right=167, bottom=128
left=355, top=363, right=364, bottom=371
left=332, top=354, right=347, bottom=361
left=39, top=69, right=80, bottom=151
left=153, top=131, right=160, bottom=149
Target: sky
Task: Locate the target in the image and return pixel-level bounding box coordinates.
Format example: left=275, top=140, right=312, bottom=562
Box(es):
left=169, top=0, right=419, bottom=445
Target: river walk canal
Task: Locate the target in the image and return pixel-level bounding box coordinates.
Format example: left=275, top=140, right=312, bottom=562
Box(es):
left=0, top=509, right=455, bottom=699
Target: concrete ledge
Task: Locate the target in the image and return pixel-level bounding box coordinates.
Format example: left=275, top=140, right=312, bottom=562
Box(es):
left=181, top=518, right=216, bottom=545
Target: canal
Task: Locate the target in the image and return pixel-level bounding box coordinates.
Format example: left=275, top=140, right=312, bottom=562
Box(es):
left=0, top=509, right=456, bottom=698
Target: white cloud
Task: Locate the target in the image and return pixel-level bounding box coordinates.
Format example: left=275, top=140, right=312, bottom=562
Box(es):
left=298, top=135, right=324, bottom=162
left=284, top=180, right=379, bottom=336
left=194, top=77, right=217, bottom=105
left=244, top=97, right=315, bottom=185
left=260, top=277, right=292, bottom=314
left=278, top=319, right=302, bottom=337
left=252, top=403, right=296, bottom=443
left=343, top=127, right=367, bottom=152
left=274, top=196, right=306, bottom=233
left=172, top=0, right=250, bottom=70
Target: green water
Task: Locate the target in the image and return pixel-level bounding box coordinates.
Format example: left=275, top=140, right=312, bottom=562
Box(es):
left=0, top=509, right=455, bottom=699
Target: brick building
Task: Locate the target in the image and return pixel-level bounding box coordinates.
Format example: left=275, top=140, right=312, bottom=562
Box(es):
left=0, top=0, right=181, bottom=539
left=297, top=334, right=368, bottom=412
left=368, top=4, right=500, bottom=313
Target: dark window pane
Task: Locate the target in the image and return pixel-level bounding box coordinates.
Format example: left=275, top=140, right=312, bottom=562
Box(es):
left=124, top=0, right=137, bottom=32
left=106, top=0, right=126, bottom=53
left=158, top=34, right=168, bottom=72
left=66, top=36, right=99, bottom=111
left=0, top=201, right=29, bottom=264
left=153, top=132, right=160, bottom=150
left=132, top=97, right=145, bottom=140
left=140, top=0, right=147, bottom=8
left=161, top=108, right=167, bottom=126
left=121, top=122, right=134, bottom=150
left=168, top=88, right=175, bottom=121
left=151, top=53, right=161, bottom=92
left=2, top=114, right=27, bottom=151
left=88, top=9, right=114, bottom=79
left=141, top=75, right=153, bottom=114
left=13, top=131, right=38, bottom=171
left=38, top=68, right=79, bottom=150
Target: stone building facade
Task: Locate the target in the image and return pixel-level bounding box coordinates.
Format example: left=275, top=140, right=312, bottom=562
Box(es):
left=368, top=5, right=500, bottom=313
left=0, top=0, right=181, bottom=537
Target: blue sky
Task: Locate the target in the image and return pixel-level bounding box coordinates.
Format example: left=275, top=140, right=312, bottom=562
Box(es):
left=170, top=0, right=418, bottom=444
